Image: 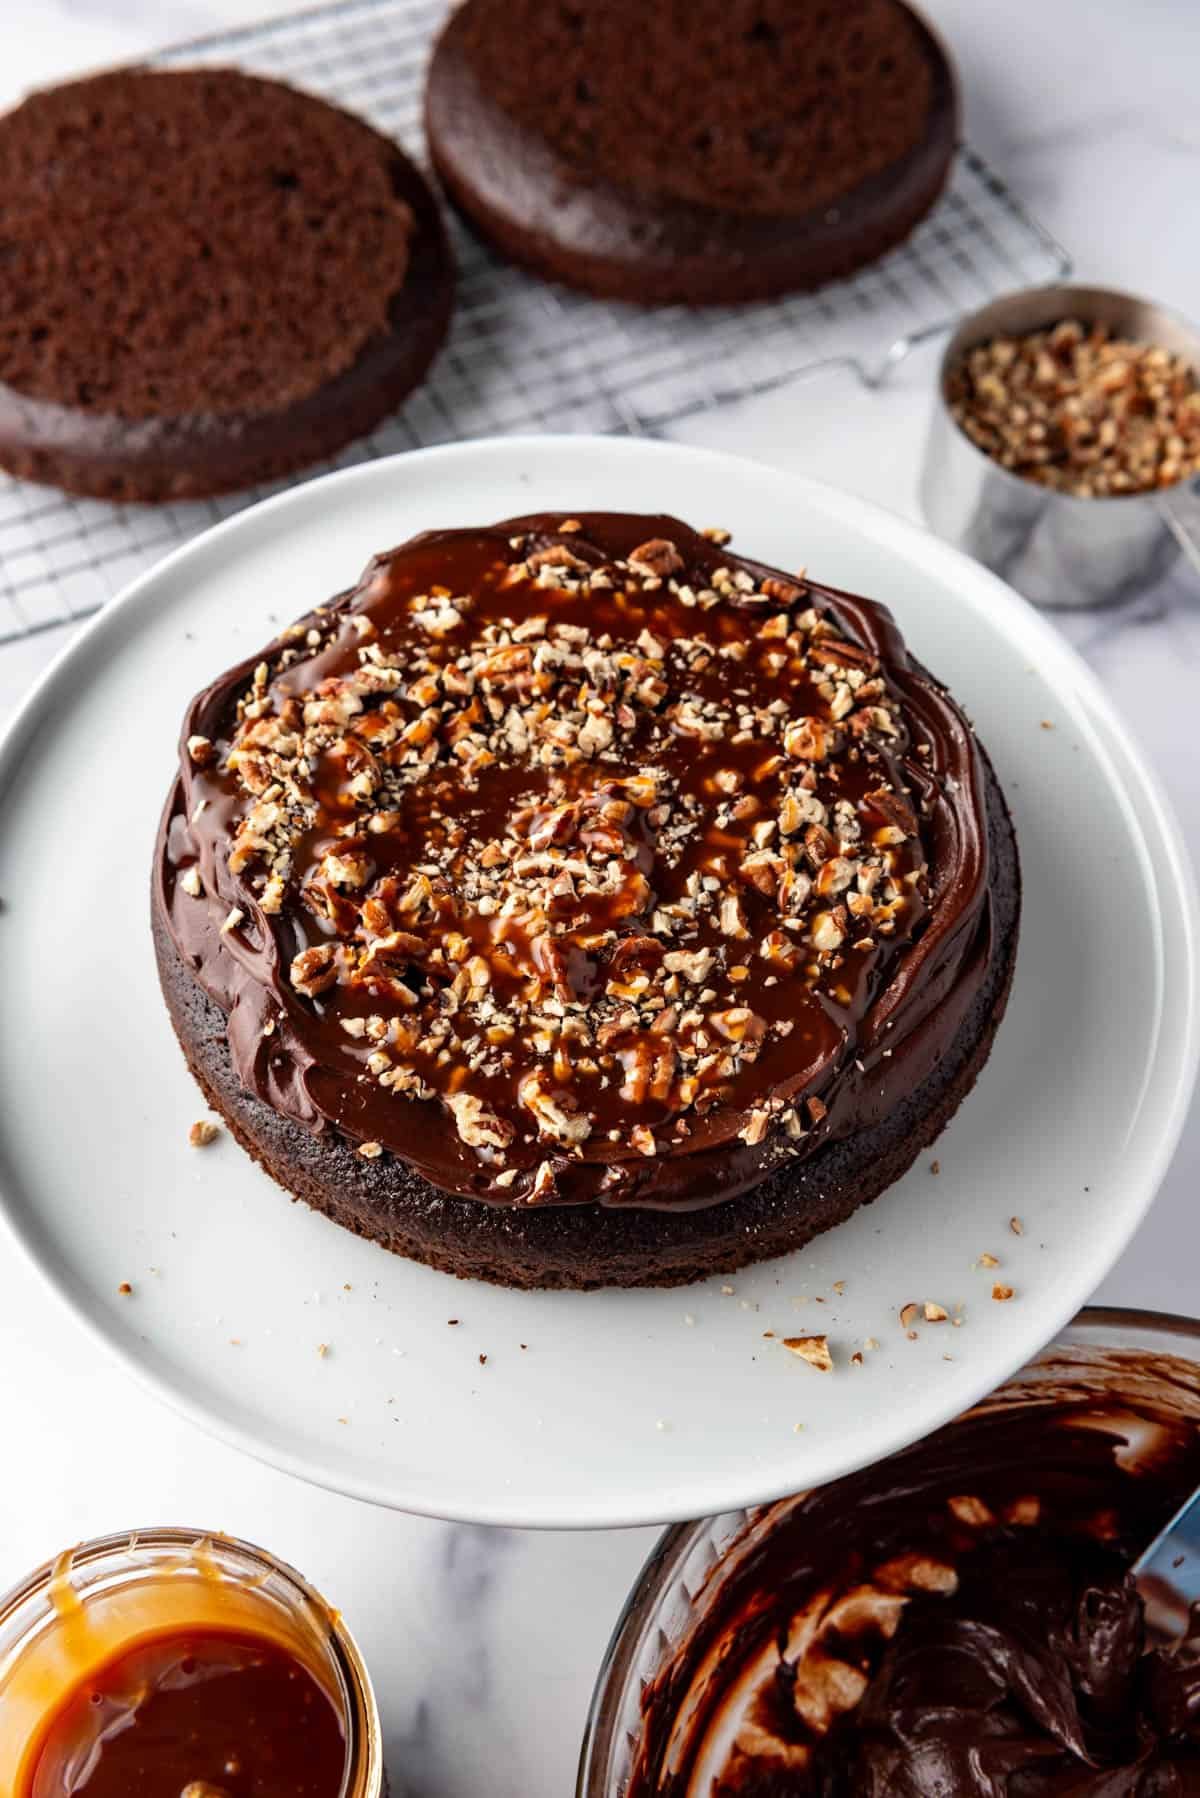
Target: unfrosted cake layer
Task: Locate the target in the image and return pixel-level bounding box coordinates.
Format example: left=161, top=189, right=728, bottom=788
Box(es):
left=0, top=67, right=454, bottom=502
left=424, top=0, right=958, bottom=304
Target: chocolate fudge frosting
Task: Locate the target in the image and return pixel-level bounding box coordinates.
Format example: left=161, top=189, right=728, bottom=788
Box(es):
left=630, top=1353, right=1200, bottom=1794
left=154, top=513, right=992, bottom=1211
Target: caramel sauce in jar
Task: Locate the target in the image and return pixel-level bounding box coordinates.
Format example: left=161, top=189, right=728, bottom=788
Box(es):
left=0, top=1531, right=383, bottom=1798
left=24, top=1628, right=344, bottom=1797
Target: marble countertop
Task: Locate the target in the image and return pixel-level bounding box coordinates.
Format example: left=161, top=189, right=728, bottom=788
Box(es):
left=1, top=2, right=1198, bottom=1792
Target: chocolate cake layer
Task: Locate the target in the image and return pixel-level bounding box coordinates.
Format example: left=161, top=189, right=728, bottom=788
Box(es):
left=0, top=68, right=454, bottom=503
left=153, top=511, right=1017, bottom=1287
left=424, top=0, right=958, bottom=305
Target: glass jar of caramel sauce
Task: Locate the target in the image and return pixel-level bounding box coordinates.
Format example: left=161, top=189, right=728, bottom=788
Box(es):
left=0, top=1528, right=385, bottom=1798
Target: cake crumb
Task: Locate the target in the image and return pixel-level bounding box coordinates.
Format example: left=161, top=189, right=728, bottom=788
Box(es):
left=117, top=1281, right=133, bottom=1296
left=356, top=1141, right=382, bottom=1160
left=924, top=1301, right=949, bottom=1323
left=317, top=1343, right=330, bottom=1358
left=832, top=1280, right=846, bottom=1295
left=1010, top=1216, right=1024, bottom=1235
left=899, top=1302, right=920, bottom=1331
left=930, top=1159, right=940, bottom=1175
left=478, top=1353, right=488, bottom=1366
left=850, top=1351, right=864, bottom=1367
left=189, top=1119, right=220, bottom=1148
left=992, top=1284, right=1016, bottom=1302
left=977, top=1252, right=1000, bottom=1269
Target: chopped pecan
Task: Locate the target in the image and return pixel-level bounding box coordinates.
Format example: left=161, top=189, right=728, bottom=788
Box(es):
left=864, top=787, right=918, bottom=836
left=359, top=930, right=424, bottom=981
left=808, top=636, right=875, bottom=671
left=738, top=1107, right=771, bottom=1145
left=803, top=823, right=836, bottom=866
left=446, top=1092, right=515, bottom=1151
left=291, top=943, right=339, bottom=997
left=811, top=906, right=847, bottom=952
left=619, top=1037, right=677, bottom=1106
left=710, top=1007, right=766, bottom=1046
left=783, top=718, right=837, bottom=761
left=719, top=895, right=749, bottom=938
left=759, top=929, right=800, bottom=972
left=739, top=849, right=782, bottom=896
left=783, top=1335, right=833, bottom=1372
left=663, top=947, right=715, bottom=984
left=577, top=712, right=614, bottom=757
left=609, top=936, right=664, bottom=980
left=815, top=856, right=857, bottom=898
left=519, top=1070, right=592, bottom=1145
left=779, top=788, right=827, bottom=835
left=526, top=542, right=589, bottom=573
left=629, top=538, right=684, bottom=577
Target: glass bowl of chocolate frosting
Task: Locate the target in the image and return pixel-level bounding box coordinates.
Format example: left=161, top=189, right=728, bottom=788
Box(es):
left=578, top=1307, right=1200, bottom=1796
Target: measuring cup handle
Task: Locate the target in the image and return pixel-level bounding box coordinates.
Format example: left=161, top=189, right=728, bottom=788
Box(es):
left=1157, top=477, right=1200, bottom=582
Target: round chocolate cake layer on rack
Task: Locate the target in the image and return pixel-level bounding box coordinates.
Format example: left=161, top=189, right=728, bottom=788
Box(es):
left=424, top=0, right=958, bottom=305
left=0, top=67, right=454, bottom=503
left=153, top=512, right=1018, bottom=1288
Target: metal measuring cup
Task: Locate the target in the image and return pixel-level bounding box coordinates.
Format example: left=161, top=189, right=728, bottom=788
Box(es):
left=920, top=284, right=1200, bottom=608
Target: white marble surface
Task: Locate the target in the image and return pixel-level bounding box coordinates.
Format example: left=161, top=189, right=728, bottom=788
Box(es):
left=1, top=2, right=1199, bottom=1792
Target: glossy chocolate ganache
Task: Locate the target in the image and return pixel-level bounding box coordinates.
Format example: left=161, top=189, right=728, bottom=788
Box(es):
left=630, top=1351, right=1200, bottom=1795
left=155, top=512, right=992, bottom=1211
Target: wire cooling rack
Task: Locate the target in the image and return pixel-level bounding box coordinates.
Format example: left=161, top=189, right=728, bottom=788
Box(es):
left=0, top=0, right=1071, bottom=646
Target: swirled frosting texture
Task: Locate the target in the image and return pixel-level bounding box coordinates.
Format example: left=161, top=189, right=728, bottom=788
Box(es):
left=630, top=1354, right=1200, bottom=1795
left=154, top=513, right=992, bottom=1210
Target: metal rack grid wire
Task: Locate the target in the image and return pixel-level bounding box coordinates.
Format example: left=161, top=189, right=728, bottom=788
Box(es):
left=0, top=0, right=1071, bottom=647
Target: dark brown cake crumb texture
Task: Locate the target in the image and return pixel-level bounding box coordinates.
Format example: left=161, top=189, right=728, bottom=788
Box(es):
left=450, top=0, right=934, bottom=213
left=0, top=68, right=414, bottom=417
